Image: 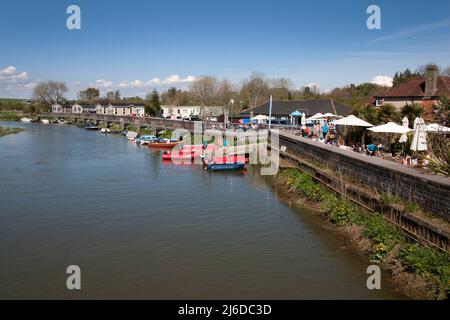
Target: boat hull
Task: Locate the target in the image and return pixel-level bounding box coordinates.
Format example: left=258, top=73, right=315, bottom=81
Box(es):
left=148, top=142, right=180, bottom=148
left=207, top=163, right=245, bottom=171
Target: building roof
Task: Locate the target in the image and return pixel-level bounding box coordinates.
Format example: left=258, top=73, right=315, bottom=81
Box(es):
left=240, top=99, right=353, bottom=117
left=379, top=76, right=450, bottom=98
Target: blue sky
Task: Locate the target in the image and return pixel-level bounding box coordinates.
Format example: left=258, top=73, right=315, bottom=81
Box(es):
left=1, top=0, right=449, bottom=99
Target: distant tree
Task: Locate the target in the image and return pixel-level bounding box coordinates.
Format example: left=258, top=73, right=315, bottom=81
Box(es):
left=415, top=63, right=442, bottom=76
left=78, top=87, right=100, bottom=102
left=145, top=89, right=161, bottom=116
left=378, top=104, right=401, bottom=123
left=106, top=91, right=114, bottom=100
left=32, top=81, right=68, bottom=105
left=442, top=66, right=450, bottom=77
left=269, top=78, right=292, bottom=100
left=354, top=104, right=380, bottom=125
left=392, top=68, right=421, bottom=87
left=239, top=72, right=269, bottom=109
left=218, top=79, right=235, bottom=106
left=113, top=90, right=121, bottom=100
left=190, top=76, right=220, bottom=115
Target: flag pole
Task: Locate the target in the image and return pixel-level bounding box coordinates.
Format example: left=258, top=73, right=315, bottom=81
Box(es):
left=268, top=95, right=273, bottom=130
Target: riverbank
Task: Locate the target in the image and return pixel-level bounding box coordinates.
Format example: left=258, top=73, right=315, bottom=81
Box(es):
left=0, top=126, right=24, bottom=137
left=268, top=167, right=449, bottom=300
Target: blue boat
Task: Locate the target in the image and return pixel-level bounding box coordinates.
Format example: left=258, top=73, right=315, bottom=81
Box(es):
left=206, top=163, right=245, bottom=171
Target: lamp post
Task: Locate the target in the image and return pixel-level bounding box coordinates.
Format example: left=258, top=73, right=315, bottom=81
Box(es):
left=229, top=99, right=234, bottom=126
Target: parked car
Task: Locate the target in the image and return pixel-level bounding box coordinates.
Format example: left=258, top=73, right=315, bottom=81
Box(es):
left=270, top=119, right=291, bottom=126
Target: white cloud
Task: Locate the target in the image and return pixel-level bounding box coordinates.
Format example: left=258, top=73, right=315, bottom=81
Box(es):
left=304, top=83, right=320, bottom=92
left=93, top=79, right=113, bottom=88
left=114, top=75, right=195, bottom=89
left=370, top=75, right=393, bottom=87
left=1, top=66, right=17, bottom=75
left=0, top=65, right=29, bottom=83
left=372, top=18, right=450, bottom=42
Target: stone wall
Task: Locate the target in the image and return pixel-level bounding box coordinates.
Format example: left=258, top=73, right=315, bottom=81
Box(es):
left=279, top=132, right=450, bottom=221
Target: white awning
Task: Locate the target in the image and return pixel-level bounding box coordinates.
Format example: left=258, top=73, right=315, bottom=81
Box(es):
left=367, top=122, right=414, bottom=134
left=333, top=115, right=373, bottom=127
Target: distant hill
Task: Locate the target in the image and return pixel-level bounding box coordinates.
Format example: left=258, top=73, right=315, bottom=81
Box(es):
left=0, top=98, right=27, bottom=103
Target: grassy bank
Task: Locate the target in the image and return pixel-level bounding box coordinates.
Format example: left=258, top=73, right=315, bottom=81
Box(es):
left=0, top=110, right=22, bottom=121
left=279, top=168, right=449, bottom=299
left=0, top=126, right=24, bottom=137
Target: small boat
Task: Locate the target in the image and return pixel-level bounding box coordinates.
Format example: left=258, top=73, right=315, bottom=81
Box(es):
left=57, top=119, right=67, bottom=125
left=100, top=128, right=111, bottom=134
left=148, top=140, right=180, bottom=148
left=84, top=124, right=99, bottom=130
left=162, top=150, right=198, bottom=161
left=211, top=155, right=248, bottom=164
left=126, top=131, right=138, bottom=140
left=21, top=117, right=32, bottom=123
left=41, top=119, right=50, bottom=124
left=136, top=135, right=158, bottom=145
left=206, top=163, right=245, bottom=171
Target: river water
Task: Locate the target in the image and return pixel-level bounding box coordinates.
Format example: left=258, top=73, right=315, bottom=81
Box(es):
left=0, top=122, right=403, bottom=299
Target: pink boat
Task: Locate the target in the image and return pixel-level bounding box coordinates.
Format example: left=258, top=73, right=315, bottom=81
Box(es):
left=209, top=155, right=248, bottom=164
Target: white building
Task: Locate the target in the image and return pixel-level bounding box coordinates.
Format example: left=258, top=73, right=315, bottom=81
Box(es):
left=51, top=103, right=72, bottom=113
left=52, top=102, right=145, bottom=117
left=161, top=105, right=225, bottom=119
left=71, top=103, right=84, bottom=114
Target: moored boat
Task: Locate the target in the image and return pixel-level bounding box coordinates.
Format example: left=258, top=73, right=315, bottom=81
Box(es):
left=84, top=124, right=99, bottom=130
left=21, top=117, right=32, bottom=123
left=211, top=155, right=248, bottom=164
left=41, top=119, right=50, bottom=124
left=136, top=135, right=158, bottom=145
left=162, top=150, right=197, bottom=161
left=126, top=131, right=138, bottom=140
left=148, top=140, right=180, bottom=148
left=206, top=163, right=245, bottom=171
left=100, top=128, right=111, bottom=134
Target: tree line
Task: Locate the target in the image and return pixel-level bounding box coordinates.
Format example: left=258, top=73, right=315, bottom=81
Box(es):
left=2, top=63, right=448, bottom=117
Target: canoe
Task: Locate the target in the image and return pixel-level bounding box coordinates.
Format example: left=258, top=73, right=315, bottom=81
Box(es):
left=148, top=141, right=180, bottom=148
left=210, top=155, right=248, bottom=164
left=207, top=163, right=245, bottom=171
left=162, top=151, right=196, bottom=160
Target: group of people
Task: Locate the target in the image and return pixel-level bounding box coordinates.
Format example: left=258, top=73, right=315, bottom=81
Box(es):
left=299, top=122, right=336, bottom=144
left=296, top=121, right=388, bottom=158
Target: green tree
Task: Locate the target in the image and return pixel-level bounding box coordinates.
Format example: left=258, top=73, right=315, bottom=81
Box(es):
left=401, top=103, right=424, bottom=126
left=392, top=69, right=420, bottom=87
left=378, top=104, right=401, bottom=123
left=145, top=89, right=161, bottom=116
left=78, top=87, right=100, bottom=102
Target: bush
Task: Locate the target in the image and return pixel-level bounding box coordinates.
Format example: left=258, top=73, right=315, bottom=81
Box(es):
left=399, top=244, right=450, bottom=291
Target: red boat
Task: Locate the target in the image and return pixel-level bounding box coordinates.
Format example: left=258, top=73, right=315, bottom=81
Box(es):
left=148, top=141, right=180, bottom=148
left=162, top=150, right=198, bottom=160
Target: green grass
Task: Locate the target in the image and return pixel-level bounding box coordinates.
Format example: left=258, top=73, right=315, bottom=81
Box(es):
left=0, top=111, right=22, bottom=121
left=0, top=126, right=24, bottom=137
left=282, top=168, right=450, bottom=296
left=0, top=98, right=26, bottom=103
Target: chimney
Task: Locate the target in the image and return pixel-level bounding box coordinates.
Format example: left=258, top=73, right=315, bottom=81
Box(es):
left=424, top=64, right=438, bottom=97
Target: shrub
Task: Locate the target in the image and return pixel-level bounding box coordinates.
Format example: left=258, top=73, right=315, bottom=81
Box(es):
left=399, top=244, right=450, bottom=292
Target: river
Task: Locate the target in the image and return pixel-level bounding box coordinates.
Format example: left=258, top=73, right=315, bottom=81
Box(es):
left=0, top=121, right=404, bottom=299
